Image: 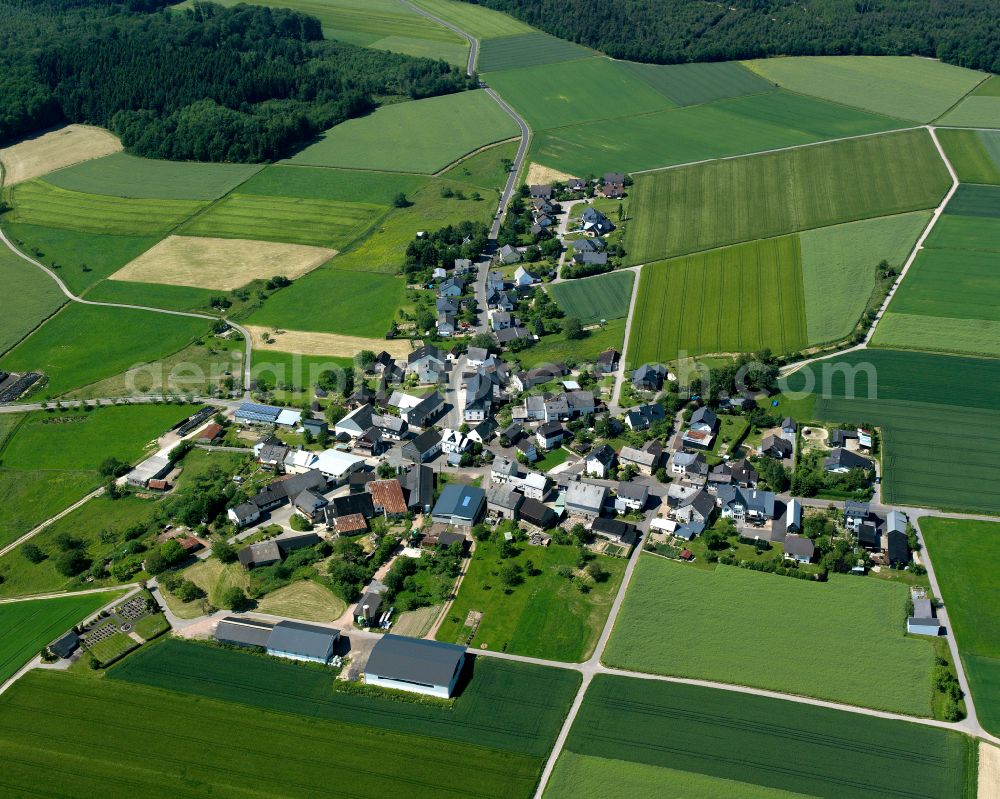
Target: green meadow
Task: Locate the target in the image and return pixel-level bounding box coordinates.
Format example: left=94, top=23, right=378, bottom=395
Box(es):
left=548, top=271, right=634, bottom=324
left=477, top=31, right=592, bottom=72
left=238, top=164, right=429, bottom=205
left=0, top=242, right=64, bottom=356
left=619, top=59, right=778, bottom=106
left=409, top=0, right=532, bottom=39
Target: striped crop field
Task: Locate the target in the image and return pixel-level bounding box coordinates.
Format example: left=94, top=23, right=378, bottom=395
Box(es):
left=936, top=129, right=1000, bottom=185
left=477, top=31, right=592, bottom=72
left=628, top=236, right=807, bottom=365
left=548, top=271, right=634, bottom=324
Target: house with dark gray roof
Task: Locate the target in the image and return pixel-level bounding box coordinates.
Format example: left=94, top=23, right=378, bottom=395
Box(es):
left=432, top=484, right=485, bottom=527
left=237, top=540, right=282, bottom=570
left=402, top=429, right=443, bottom=463
left=365, top=634, right=467, bottom=698
left=266, top=620, right=340, bottom=664
left=676, top=489, right=715, bottom=525
left=631, top=363, right=666, bottom=391
left=783, top=534, right=815, bottom=563
left=825, top=448, right=872, bottom=473
left=585, top=443, right=616, bottom=478
left=215, top=617, right=274, bottom=648
left=760, top=434, right=792, bottom=459
left=518, top=497, right=556, bottom=530
left=591, top=517, right=638, bottom=549
left=49, top=630, right=80, bottom=659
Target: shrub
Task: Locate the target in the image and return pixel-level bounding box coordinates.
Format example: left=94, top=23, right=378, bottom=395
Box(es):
left=55, top=549, right=91, bottom=577
left=21, top=543, right=46, bottom=564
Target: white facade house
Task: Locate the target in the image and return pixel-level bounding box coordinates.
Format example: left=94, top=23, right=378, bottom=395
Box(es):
left=284, top=449, right=365, bottom=484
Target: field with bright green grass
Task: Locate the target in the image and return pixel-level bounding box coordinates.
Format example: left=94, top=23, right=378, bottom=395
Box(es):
left=252, top=350, right=353, bottom=394
left=873, top=314, right=1000, bottom=358
left=882, top=249, right=1000, bottom=322
left=439, top=140, right=518, bottom=188
left=0, top=592, right=124, bottom=681
left=484, top=57, right=675, bottom=130
left=179, top=193, right=384, bottom=248
left=0, top=470, right=98, bottom=550
left=926, top=213, right=1000, bottom=251
left=2, top=223, right=157, bottom=295
left=922, top=517, right=1000, bottom=735
left=0, top=242, right=64, bottom=356
left=548, top=271, right=633, bottom=324
left=629, top=237, right=807, bottom=364
left=435, top=536, right=626, bottom=661
left=604, top=558, right=936, bottom=715
left=238, top=164, right=429, bottom=205
left=746, top=55, right=985, bottom=122
left=937, top=129, right=1000, bottom=184
left=0, top=303, right=210, bottom=397
left=286, top=91, right=518, bottom=173
left=800, top=212, right=929, bottom=344
left=248, top=269, right=405, bottom=337
left=619, top=59, right=777, bottom=106
left=476, top=31, right=592, bottom=72
left=410, top=0, right=533, bottom=39
left=625, top=129, right=949, bottom=264
left=514, top=318, right=625, bottom=369
left=943, top=183, right=1000, bottom=216
left=561, top=675, right=975, bottom=799
left=83, top=279, right=216, bottom=314
left=4, top=180, right=205, bottom=236
left=44, top=152, right=262, bottom=200
left=531, top=89, right=907, bottom=178
left=937, top=96, right=1000, bottom=127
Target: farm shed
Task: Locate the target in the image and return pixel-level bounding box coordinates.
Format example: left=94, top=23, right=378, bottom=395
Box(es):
left=365, top=634, right=467, bottom=698
left=266, top=621, right=339, bottom=664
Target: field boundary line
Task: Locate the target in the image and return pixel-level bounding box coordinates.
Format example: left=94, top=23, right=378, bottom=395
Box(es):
left=431, top=135, right=520, bottom=177
left=609, top=265, right=642, bottom=409
left=930, top=74, right=993, bottom=125
left=0, top=486, right=104, bottom=559
left=397, top=0, right=478, bottom=75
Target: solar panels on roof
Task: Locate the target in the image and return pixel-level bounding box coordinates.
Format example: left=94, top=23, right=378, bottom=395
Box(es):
left=236, top=402, right=281, bottom=423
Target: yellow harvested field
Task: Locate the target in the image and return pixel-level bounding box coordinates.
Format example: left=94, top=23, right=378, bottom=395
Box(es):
left=982, top=742, right=1000, bottom=799
left=0, top=125, right=121, bottom=186
left=110, top=235, right=336, bottom=290
left=246, top=325, right=413, bottom=359
left=525, top=162, right=575, bottom=185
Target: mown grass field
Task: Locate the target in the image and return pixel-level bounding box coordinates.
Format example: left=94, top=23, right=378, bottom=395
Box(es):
left=922, top=517, right=1000, bottom=736
left=238, top=164, right=429, bottom=205
left=529, top=89, right=906, bottom=176
left=112, top=638, right=579, bottom=757
left=746, top=55, right=985, bottom=122
left=0, top=303, right=210, bottom=397
left=0, top=469, right=98, bottom=550
left=0, top=668, right=545, bottom=799
left=604, top=558, right=936, bottom=716
left=625, top=129, right=950, bottom=264
left=937, top=129, right=1000, bottom=184
left=254, top=579, right=347, bottom=622
left=619, top=59, right=777, bottom=106
left=548, top=271, right=633, bottom=324
left=0, top=592, right=124, bottom=681
left=515, top=318, right=625, bottom=369
left=179, top=193, right=384, bottom=248
left=286, top=90, right=518, bottom=173
left=629, top=237, right=807, bottom=364
left=434, top=537, right=626, bottom=662
left=477, top=31, right=592, bottom=72
left=800, top=212, right=929, bottom=345
left=45, top=152, right=262, bottom=200
left=5, top=180, right=205, bottom=236
left=563, top=675, right=975, bottom=799
left=0, top=240, right=64, bottom=355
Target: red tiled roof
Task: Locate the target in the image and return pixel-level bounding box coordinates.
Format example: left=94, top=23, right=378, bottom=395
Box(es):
left=368, top=479, right=408, bottom=515
left=197, top=422, right=223, bottom=441
left=334, top=513, right=367, bottom=534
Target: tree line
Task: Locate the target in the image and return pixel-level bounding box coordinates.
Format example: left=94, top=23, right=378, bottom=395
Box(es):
left=0, top=0, right=473, bottom=161
left=462, top=0, right=1000, bottom=72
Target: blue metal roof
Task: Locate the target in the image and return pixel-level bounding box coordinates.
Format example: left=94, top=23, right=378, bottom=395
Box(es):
left=236, top=402, right=281, bottom=423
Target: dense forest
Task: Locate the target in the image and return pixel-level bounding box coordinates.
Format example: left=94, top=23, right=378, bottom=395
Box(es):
left=0, top=0, right=472, bottom=161
left=464, top=0, right=1000, bottom=72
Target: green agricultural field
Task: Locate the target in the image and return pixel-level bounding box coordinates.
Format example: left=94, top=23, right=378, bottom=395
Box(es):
left=943, top=183, right=1000, bottom=217
left=44, top=152, right=262, bottom=200
left=0, top=669, right=547, bottom=799
left=477, top=31, right=592, bottom=72
left=619, top=60, right=777, bottom=106
left=937, top=129, right=1000, bottom=184
left=800, top=213, right=929, bottom=345
left=286, top=91, right=519, bottom=173
left=82, top=279, right=217, bottom=315
left=628, top=237, right=807, bottom=365
left=179, top=193, right=384, bottom=248
left=0, top=470, right=98, bottom=550
left=563, top=675, right=975, bottom=799
left=3, top=223, right=158, bottom=295
left=434, top=536, right=626, bottom=661
left=238, top=164, right=429, bottom=205
left=925, top=213, right=1000, bottom=251
left=251, top=350, right=353, bottom=395
left=0, top=240, right=64, bottom=356
left=4, top=180, right=205, bottom=236
left=625, top=129, right=950, bottom=264
left=112, top=638, right=579, bottom=757
left=548, top=271, right=634, bottom=324
left=604, top=558, right=937, bottom=716
left=880, top=249, right=1000, bottom=321
left=410, top=0, right=533, bottom=39
left=484, top=57, right=675, bottom=131
left=439, top=140, right=519, bottom=188
left=530, top=89, right=906, bottom=176
left=937, top=96, right=1000, bottom=127
left=0, top=592, right=124, bottom=681
left=515, top=318, right=625, bottom=369
left=922, top=517, right=1000, bottom=736
left=873, top=314, right=1000, bottom=358
left=745, top=55, right=985, bottom=123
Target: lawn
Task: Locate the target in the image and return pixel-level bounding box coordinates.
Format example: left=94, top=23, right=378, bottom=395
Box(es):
left=745, top=55, right=986, bottom=123
left=548, top=271, right=634, bottom=324
left=532, top=446, right=570, bottom=472
left=178, top=194, right=384, bottom=248
left=0, top=668, right=547, bottom=799
left=178, top=557, right=251, bottom=609
left=409, top=0, right=533, bottom=39
left=86, top=629, right=139, bottom=665
left=0, top=591, right=125, bottom=681
left=476, top=31, right=592, bottom=72
left=238, top=164, right=429, bottom=205
left=529, top=89, right=906, bottom=176
left=604, top=558, right=937, bottom=716
left=625, top=129, right=950, bottom=264
left=0, top=239, right=64, bottom=356
left=5, top=180, right=205, bottom=236
left=112, top=638, right=580, bottom=757
left=434, top=536, right=626, bottom=662
left=628, top=237, right=807, bottom=365
left=562, top=674, right=975, bottom=799
left=254, top=579, right=347, bottom=622
left=922, top=517, right=1000, bottom=736
left=514, top=318, right=625, bottom=369
left=800, top=212, right=929, bottom=345
left=44, top=152, right=262, bottom=200
left=937, top=129, right=1000, bottom=185
left=0, top=302, right=211, bottom=398
left=285, top=91, right=519, bottom=173
left=132, top=612, right=170, bottom=641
